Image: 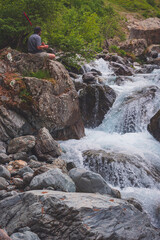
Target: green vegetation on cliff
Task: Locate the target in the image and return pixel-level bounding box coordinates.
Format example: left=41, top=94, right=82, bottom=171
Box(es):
left=0, top=0, right=160, bottom=59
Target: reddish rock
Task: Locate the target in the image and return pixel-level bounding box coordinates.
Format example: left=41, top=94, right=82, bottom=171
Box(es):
left=0, top=229, right=12, bottom=240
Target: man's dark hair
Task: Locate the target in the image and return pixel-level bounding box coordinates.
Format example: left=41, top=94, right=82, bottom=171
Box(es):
left=34, top=26, right=41, bottom=34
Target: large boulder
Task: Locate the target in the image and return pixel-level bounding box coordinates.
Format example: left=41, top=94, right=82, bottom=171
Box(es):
left=0, top=48, right=84, bottom=140
left=129, top=17, right=160, bottom=45
left=78, top=84, right=116, bottom=128
left=69, top=168, right=120, bottom=198
left=0, top=191, right=160, bottom=239
left=148, top=110, right=160, bottom=142
left=83, top=149, right=160, bottom=189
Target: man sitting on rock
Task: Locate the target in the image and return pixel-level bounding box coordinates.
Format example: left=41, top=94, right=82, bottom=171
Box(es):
left=28, top=26, right=55, bottom=59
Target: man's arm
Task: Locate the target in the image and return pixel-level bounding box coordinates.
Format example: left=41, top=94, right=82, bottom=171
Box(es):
left=37, top=44, right=49, bottom=50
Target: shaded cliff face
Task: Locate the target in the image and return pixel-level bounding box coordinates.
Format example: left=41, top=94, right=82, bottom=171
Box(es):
left=0, top=48, right=84, bottom=141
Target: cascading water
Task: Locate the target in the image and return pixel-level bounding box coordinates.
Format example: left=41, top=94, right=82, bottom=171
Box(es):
left=60, top=58, right=160, bottom=228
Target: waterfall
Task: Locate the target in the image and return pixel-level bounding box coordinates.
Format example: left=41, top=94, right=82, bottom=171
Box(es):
left=60, top=58, right=160, bottom=228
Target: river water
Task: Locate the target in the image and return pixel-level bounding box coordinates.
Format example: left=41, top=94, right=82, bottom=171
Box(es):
left=60, top=58, right=160, bottom=228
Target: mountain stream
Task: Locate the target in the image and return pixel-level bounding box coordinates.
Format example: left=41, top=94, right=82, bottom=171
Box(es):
left=60, top=58, right=160, bottom=228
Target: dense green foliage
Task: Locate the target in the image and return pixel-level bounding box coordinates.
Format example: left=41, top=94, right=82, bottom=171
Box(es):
left=0, top=0, right=122, bottom=59
left=106, top=0, right=160, bottom=18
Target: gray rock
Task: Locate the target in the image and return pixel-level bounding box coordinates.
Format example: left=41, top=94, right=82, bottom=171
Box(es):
left=0, top=190, right=17, bottom=200
left=0, top=166, right=11, bottom=179
left=18, top=166, right=34, bottom=177
left=30, top=168, right=76, bottom=192
left=0, top=141, right=6, bottom=153
left=28, top=155, right=38, bottom=161
left=34, top=127, right=61, bottom=161
left=69, top=168, right=120, bottom=198
left=11, top=231, right=40, bottom=240
left=23, top=172, right=34, bottom=185
left=110, top=62, right=134, bottom=76
left=0, top=190, right=160, bottom=240
left=7, top=135, right=35, bottom=154
left=82, top=72, right=97, bottom=84
left=0, top=153, right=11, bottom=164
left=13, top=178, right=24, bottom=189
left=0, top=106, right=33, bottom=142
left=0, top=177, right=9, bottom=190
left=28, top=160, right=42, bottom=168
left=13, top=152, right=28, bottom=161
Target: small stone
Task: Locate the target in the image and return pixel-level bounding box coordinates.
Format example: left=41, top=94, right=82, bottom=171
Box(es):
left=13, top=178, right=24, bottom=189
left=23, top=172, right=34, bottom=185
left=0, top=141, right=7, bottom=153
left=0, top=153, right=11, bottom=164
left=66, top=162, right=76, bottom=171
left=17, top=166, right=34, bottom=177
left=28, top=159, right=42, bottom=168
left=0, top=177, right=9, bottom=190
left=0, top=166, right=11, bottom=179
left=13, top=152, right=28, bottom=161
left=28, top=155, right=38, bottom=161
left=7, top=160, right=27, bottom=173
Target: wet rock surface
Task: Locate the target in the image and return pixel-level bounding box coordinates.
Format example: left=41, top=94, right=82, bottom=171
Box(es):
left=83, top=149, right=160, bottom=189
left=0, top=190, right=160, bottom=240
left=148, top=109, right=160, bottom=142
left=78, top=84, right=116, bottom=128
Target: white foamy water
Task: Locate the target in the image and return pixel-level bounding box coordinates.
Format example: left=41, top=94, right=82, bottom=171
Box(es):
left=60, top=58, right=160, bottom=227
